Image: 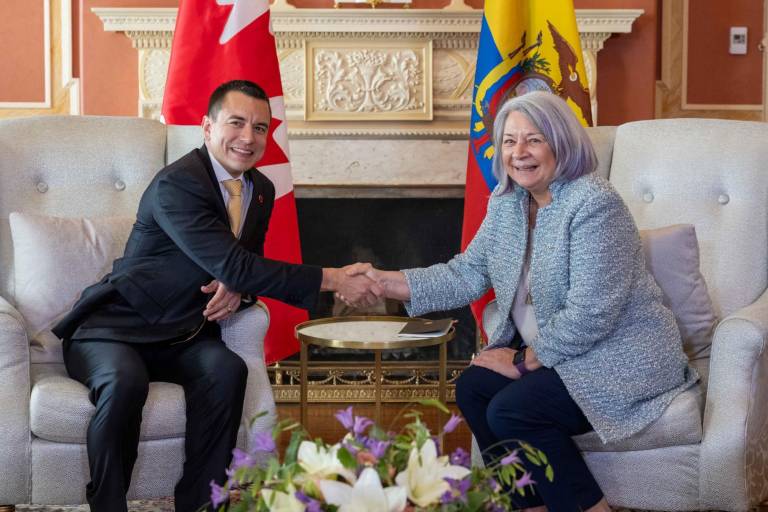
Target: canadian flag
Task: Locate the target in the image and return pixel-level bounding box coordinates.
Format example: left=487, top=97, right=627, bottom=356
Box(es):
left=162, top=0, right=306, bottom=364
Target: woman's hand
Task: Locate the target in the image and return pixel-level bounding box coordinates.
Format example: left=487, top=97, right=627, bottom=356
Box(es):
left=471, top=346, right=543, bottom=379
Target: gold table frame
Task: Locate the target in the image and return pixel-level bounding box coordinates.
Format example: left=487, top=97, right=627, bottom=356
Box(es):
left=295, top=316, right=455, bottom=426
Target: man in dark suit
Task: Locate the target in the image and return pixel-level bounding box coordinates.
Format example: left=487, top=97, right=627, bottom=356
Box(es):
left=52, top=80, right=379, bottom=512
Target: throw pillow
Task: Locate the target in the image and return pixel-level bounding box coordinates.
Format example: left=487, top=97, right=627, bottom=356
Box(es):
left=9, top=212, right=134, bottom=362
left=640, top=224, right=717, bottom=360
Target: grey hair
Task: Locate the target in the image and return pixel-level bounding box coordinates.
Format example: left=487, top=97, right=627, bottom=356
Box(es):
left=491, top=91, right=597, bottom=195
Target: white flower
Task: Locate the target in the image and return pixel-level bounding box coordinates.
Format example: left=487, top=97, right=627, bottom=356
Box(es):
left=297, top=440, right=356, bottom=482
left=320, top=467, right=407, bottom=512
left=394, top=438, right=471, bottom=507
left=261, top=485, right=305, bottom=512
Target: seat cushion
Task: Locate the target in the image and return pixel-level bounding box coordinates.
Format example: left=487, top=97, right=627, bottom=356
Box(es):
left=573, top=384, right=702, bottom=452
left=30, top=363, right=187, bottom=443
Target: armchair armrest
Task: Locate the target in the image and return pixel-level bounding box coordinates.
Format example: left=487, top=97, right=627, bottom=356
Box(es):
left=0, top=295, right=32, bottom=503
left=219, top=301, right=276, bottom=453
left=700, top=288, right=768, bottom=510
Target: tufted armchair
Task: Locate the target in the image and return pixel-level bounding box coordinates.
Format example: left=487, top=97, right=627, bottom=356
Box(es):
left=476, top=119, right=768, bottom=511
left=0, top=116, right=277, bottom=509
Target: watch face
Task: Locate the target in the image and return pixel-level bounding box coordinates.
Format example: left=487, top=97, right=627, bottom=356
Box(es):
left=513, top=348, right=526, bottom=364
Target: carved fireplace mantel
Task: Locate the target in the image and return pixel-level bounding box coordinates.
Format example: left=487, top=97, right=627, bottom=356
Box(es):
left=93, top=6, right=642, bottom=137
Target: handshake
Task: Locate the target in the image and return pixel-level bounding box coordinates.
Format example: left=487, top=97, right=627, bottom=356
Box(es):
left=321, top=263, right=410, bottom=309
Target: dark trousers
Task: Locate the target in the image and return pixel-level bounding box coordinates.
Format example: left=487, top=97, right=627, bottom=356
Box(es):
left=456, top=365, right=604, bottom=511
left=63, top=335, right=248, bottom=512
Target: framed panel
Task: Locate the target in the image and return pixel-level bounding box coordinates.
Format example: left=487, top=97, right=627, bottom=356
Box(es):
left=305, top=40, right=433, bottom=122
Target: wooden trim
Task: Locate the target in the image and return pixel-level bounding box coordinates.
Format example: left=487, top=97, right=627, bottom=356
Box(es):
left=656, top=0, right=763, bottom=121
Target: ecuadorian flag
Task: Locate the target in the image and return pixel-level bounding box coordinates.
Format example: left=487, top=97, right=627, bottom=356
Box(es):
left=462, top=0, right=592, bottom=334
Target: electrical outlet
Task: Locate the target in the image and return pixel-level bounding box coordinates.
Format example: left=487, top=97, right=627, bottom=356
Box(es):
left=730, top=26, right=748, bottom=55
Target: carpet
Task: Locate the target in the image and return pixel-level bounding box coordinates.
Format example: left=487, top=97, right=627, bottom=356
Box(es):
left=17, top=498, right=174, bottom=512
left=13, top=502, right=715, bottom=512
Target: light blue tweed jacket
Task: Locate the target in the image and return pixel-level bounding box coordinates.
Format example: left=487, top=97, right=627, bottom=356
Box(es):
left=403, top=173, right=698, bottom=443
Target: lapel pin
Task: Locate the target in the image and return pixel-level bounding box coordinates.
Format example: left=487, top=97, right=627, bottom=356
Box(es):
left=258, top=194, right=264, bottom=204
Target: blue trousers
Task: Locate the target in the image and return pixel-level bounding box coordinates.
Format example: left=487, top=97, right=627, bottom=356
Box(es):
left=456, top=364, right=604, bottom=511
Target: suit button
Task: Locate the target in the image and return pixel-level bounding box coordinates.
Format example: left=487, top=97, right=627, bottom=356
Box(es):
left=36, top=181, right=48, bottom=193
left=718, top=194, right=729, bottom=205
left=642, top=192, right=654, bottom=203
left=115, top=180, right=126, bottom=191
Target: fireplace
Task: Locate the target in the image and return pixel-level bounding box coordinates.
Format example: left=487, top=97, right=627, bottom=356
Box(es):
left=295, top=196, right=477, bottom=362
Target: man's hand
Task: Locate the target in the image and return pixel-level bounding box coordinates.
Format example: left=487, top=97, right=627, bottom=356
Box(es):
left=343, top=262, right=411, bottom=301
left=201, top=280, right=242, bottom=321
left=321, top=267, right=382, bottom=308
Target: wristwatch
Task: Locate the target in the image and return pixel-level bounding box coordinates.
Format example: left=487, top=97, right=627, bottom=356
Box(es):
left=513, top=347, right=530, bottom=377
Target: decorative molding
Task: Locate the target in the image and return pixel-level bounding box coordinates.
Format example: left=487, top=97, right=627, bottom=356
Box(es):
left=657, top=0, right=762, bottom=120
left=306, top=41, right=432, bottom=121
left=269, top=361, right=464, bottom=404
left=92, top=7, right=643, bottom=131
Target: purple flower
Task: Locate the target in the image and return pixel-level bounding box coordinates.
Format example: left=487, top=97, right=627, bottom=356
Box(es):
left=230, top=448, right=256, bottom=472
left=449, top=447, right=471, bottom=467
left=440, top=476, right=471, bottom=504
left=342, top=438, right=360, bottom=456
left=209, top=480, right=229, bottom=508
left=500, top=449, right=521, bottom=466
left=515, top=471, right=536, bottom=488
left=364, top=438, right=390, bottom=459
left=250, top=431, right=276, bottom=453
left=353, top=415, right=373, bottom=436
left=487, top=503, right=507, bottom=512
left=335, top=406, right=355, bottom=430
left=443, top=413, right=463, bottom=434
left=295, top=490, right=322, bottom=512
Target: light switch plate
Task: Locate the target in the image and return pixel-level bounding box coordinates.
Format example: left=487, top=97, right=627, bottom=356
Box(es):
left=730, top=26, right=748, bottom=55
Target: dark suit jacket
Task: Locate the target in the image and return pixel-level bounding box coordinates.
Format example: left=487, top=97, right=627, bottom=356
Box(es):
left=53, top=146, right=322, bottom=343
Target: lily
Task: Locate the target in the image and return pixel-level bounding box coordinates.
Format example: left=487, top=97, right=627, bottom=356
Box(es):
left=297, top=440, right=356, bottom=483
left=319, top=467, right=407, bottom=512
left=260, top=485, right=305, bottom=512
left=394, top=438, right=471, bottom=507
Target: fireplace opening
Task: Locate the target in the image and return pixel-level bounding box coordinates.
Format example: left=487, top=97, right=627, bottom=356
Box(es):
left=294, top=196, right=476, bottom=362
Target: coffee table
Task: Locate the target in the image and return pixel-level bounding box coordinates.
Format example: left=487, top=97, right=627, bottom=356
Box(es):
left=295, top=316, right=455, bottom=426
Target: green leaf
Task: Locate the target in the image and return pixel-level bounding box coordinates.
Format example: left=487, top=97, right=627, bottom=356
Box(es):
left=537, top=449, right=549, bottom=464
left=545, top=464, right=555, bottom=482
left=525, top=452, right=542, bottom=466
left=417, top=398, right=450, bottom=413
left=284, top=430, right=303, bottom=464
left=337, top=446, right=357, bottom=469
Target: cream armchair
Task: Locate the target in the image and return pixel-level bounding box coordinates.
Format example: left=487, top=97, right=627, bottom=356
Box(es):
left=0, top=116, right=277, bottom=509
left=476, top=119, right=768, bottom=511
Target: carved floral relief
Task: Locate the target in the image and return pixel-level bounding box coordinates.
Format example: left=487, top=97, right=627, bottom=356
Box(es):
left=306, top=42, right=432, bottom=121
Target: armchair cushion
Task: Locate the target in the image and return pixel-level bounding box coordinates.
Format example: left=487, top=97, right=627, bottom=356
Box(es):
left=9, top=212, right=134, bottom=363
left=640, top=224, right=717, bottom=360
left=30, top=363, right=186, bottom=443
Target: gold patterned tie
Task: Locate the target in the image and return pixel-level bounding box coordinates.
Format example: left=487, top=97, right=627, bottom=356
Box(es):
left=222, top=179, right=243, bottom=236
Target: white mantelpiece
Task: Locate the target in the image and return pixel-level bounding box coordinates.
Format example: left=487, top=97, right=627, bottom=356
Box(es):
left=94, top=6, right=642, bottom=135
left=93, top=6, right=642, bottom=194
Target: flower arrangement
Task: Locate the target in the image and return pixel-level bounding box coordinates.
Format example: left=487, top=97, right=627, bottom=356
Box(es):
left=210, top=401, right=552, bottom=511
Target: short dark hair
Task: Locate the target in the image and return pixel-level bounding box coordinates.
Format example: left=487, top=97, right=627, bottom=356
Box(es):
left=207, top=80, right=270, bottom=119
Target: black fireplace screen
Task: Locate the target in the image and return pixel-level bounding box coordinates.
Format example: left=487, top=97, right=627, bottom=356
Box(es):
left=294, top=197, right=476, bottom=362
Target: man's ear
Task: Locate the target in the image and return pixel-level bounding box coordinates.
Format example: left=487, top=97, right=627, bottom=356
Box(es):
left=201, top=115, right=212, bottom=141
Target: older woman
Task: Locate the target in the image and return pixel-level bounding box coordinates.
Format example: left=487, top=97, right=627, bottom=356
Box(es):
left=345, top=91, right=698, bottom=511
